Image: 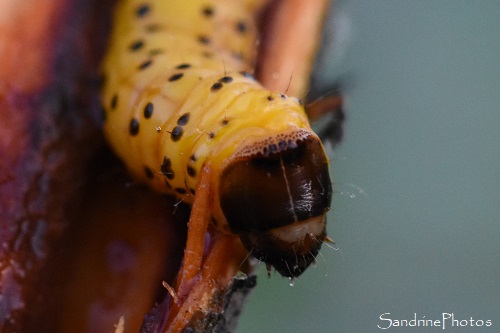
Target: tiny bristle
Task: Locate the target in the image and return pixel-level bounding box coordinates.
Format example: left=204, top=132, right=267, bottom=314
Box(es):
left=266, top=263, right=272, bottom=278
left=324, top=235, right=335, bottom=244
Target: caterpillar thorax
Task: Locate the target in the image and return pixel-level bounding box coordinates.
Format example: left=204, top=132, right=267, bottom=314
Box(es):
left=101, top=0, right=332, bottom=277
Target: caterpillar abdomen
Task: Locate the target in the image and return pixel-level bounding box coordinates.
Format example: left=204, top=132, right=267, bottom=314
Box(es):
left=102, top=0, right=332, bottom=277
left=103, top=0, right=262, bottom=195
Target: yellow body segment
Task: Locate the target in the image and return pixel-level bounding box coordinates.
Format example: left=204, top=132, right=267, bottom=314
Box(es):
left=101, top=0, right=315, bottom=207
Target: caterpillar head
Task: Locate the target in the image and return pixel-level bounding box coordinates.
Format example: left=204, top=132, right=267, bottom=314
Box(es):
left=216, top=130, right=332, bottom=277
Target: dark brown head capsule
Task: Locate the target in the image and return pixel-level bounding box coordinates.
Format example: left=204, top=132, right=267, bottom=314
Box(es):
left=219, top=135, right=332, bottom=277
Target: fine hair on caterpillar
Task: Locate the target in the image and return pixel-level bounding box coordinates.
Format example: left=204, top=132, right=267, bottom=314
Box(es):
left=101, top=0, right=334, bottom=278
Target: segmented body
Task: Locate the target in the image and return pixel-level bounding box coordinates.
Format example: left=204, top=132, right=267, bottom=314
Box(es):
left=101, top=0, right=332, bottom=277
left=102, top=0, right=310, bottom=203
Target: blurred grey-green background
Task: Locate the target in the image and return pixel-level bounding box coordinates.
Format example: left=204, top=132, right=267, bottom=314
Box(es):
left=238, top=1, right=500, bottom=332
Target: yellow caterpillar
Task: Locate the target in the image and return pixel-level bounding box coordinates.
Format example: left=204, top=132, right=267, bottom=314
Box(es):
left=101, top=0, right=332, bottom=277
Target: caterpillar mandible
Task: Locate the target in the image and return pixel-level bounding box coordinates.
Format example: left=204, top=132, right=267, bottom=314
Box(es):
left=101, top=0, right=332, bottom=278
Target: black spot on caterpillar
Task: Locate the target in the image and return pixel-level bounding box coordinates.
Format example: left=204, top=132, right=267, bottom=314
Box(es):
left=101, top=0, right=333, bottom=278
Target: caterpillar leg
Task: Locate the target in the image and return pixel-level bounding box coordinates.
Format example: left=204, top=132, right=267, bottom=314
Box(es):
left=306, top=91, right=345, bottom=146
left=174, top=165, right=213, bottom=299
left=166, top=165, right=249, bottom=331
